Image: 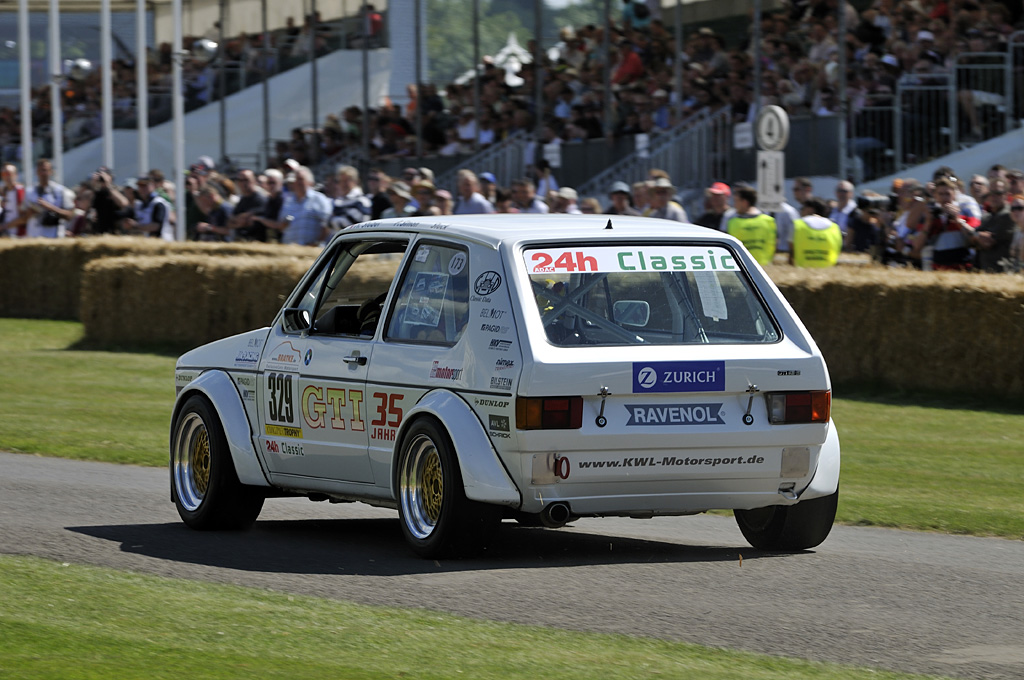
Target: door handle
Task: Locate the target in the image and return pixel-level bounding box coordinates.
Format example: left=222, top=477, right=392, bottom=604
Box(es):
left=343, top=354, right=367, bottom=365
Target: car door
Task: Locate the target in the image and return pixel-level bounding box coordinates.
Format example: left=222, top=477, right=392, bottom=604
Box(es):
left=258, top=235, right=409, bottom=483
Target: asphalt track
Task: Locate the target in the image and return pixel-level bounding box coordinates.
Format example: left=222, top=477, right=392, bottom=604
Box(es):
left=2, top=451, right=1022, bottom=679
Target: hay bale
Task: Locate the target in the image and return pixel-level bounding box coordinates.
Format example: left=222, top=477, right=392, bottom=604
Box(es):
left=0, top=236, right=317, bottom=320
left=81, top=254, right=313, bottom=347
left=765, top=265, right=1024, bottom=395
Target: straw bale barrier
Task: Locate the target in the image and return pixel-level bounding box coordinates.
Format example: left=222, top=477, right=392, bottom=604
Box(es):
left=765, top=266, right=1024, bottom=396
left=0, top=236, right=316, bottom=320
left=80, top=253, right=402, bottom=347
left=80, top=255, right=314, bottom=345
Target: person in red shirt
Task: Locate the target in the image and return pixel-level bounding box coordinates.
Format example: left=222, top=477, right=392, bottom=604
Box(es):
left=612, top=40, right=644, bottom=86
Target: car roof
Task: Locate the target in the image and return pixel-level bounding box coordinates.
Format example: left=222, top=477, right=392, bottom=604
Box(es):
left=347, top=214, right=738, bottom=249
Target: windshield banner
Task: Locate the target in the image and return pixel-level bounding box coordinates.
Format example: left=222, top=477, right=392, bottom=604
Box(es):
left=526, top=246, right=739, bottom=275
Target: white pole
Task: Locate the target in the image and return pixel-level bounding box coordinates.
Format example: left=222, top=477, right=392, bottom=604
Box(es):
left=49, top=0, right=63, bottom=184
left=173, top=0, right=186, bottom=241
left=137, top=0, right=149, bottom=176
left=18, top=0, right=32, bottom=181
left=101, top=0, right=114, bottom=169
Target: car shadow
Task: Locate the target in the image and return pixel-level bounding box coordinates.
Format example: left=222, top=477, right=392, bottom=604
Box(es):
left=68, top=518, right=789, bottom=576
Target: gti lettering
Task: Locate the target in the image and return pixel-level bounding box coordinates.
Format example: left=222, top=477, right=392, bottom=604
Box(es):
left=301, top=385, right=363, bottom=431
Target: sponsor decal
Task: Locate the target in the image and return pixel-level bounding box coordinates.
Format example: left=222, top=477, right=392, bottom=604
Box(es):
left=576, top=454, right=765, bottom=470
left=475, top=398, right=510, bottom=408
left=304, top=349, right=313, bottom=366
left=265, top=341, right=302, bottom=369
left=777, top=369, right=802, bottom=376
left=474, top=271, right=502, bottom=296
left=488, top=414, right=510, bottom=432
left=235, top=374, right=256, bottom=401
left=234, top=350, right=260, bottom=365
left=265, top=424, right=303, bottom=438
left=175, top=372, right=196, bottom=387
left=429, top=361, right=464, bottom=381
left=488, top=338, right=513, bottom=352
left=527, top=247, right=739, bottom=275
left=490, top=376, right=513, bottom=390
left=624, top=403, right=726, bottom=426
left=480, top=323, right=510, bottom=334
left=494, top=358, right=515, bottom=371
left=265, top=439, right=303, bottom=456
left=479, top=308, right=508, bottom=319
left=414, top=245, right=431, bottom=262
left=633, top=361, right=725, bottom=393
left=247, top=337, right=264, bottom=348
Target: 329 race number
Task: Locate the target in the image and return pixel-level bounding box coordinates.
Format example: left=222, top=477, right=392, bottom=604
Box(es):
left=267, top=372, right=295, bottom=423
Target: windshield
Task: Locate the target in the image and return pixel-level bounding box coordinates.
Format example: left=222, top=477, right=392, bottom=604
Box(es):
left=525, top=245, right=780, bottom=346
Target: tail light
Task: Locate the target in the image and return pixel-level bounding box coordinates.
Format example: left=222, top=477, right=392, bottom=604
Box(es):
left=767, top=391, right=830, bottom=424
left=516, top=396, right=584, bottom=430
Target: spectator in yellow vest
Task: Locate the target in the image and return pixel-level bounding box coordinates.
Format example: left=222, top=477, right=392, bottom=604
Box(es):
left=726, top=186, right=777, bottom=265
left=790, top=196, right=843, bottom=267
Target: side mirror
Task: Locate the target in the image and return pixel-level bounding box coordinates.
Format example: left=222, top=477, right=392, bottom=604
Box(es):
left=282, top=307, right=311, bottom=333
left=613, top=300, right=650, bottom=327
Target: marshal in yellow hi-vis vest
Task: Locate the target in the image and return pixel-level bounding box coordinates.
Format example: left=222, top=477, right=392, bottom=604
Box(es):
left=726, top=212, right=777, bottom=265
left=792, top=215, right=843, bottom=267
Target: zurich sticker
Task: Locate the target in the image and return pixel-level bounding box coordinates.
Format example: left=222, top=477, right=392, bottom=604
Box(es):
left=632, top=361, right=725, bottom=393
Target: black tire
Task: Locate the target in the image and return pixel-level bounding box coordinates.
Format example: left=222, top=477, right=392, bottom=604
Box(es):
left=171, top=395, right=264, bottom=530
left=734, top=489, right=838, bottom=551
left=396, top=418, right=500, bottom=558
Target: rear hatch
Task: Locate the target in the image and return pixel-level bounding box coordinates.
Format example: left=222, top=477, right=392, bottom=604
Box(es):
left=512, top=242, right=831, bottom=486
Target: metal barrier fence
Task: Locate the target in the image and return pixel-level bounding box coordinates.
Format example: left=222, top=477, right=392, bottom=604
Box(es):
left=432, top=130, right=531, bottom=192
left=575, top=107, right=732, bottom=212
left=849, top=46, right=1021, bottom=182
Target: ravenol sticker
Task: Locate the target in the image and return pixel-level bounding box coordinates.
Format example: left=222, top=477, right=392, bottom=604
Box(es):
left=625, top=403, right=725, bottom=426
left=527, top=247, right=739, bottom=275
left=633, top=361, right=725, bottom=393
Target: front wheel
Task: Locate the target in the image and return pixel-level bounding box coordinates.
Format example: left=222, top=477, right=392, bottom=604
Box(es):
left=171, top=395, right=264, bottom=530
left=397, top=419, right=499, bottom=558
left=734, top=489, right=838, bottom=551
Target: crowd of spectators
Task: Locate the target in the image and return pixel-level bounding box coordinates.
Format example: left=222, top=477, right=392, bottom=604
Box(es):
left=4, top=151, right=1022, bottom=273
left=5, top=0, right=1023, bottom=173
left=0, top=7, right=382, bottom=163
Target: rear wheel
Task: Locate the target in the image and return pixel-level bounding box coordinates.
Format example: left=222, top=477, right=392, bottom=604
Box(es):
left=397, top=419, right=499, bottom=558
left=734, top=489, right=838, bottom=551
left=171, top=395, right=264, bottom=530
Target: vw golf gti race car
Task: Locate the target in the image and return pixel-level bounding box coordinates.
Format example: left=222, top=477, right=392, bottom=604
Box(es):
left=171, top=214, right=840, bottom=558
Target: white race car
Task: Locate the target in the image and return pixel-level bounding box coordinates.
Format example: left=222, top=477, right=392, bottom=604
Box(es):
left=171, top=215, right=840, bottom=557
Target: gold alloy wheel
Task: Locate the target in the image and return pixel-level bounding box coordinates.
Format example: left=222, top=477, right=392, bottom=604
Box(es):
left=173, top=411, right=212, bottom=512
left=400, top=433, right=446, bottom=540
left=421, top=450, right=443, bottom=523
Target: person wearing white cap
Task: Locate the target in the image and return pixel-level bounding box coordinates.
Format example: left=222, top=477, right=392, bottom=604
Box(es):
left=553, top=187, right=582, bottom=214
left=647, top=177, right=687, bottom=222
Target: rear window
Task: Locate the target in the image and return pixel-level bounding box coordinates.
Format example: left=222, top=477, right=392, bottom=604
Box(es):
left=525, top=245, right=780, bottom=346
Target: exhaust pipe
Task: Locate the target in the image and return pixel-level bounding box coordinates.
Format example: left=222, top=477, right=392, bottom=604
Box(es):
left=541, top=502, right=572, bottom=528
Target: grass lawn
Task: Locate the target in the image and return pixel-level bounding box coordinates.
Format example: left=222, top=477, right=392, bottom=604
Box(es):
left=0, top=554, right=952, bottom=680
left=0, top=318, right=1021, bottom=539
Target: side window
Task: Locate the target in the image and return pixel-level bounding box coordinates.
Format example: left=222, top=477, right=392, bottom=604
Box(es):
left=385, top=242, right=470, bottom=346
left=284, top=239, right=408, bottom=337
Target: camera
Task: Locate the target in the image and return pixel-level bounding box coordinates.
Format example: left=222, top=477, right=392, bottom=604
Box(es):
left=928, top=202, right=944, bottom=217
left=856, top=194, right=898, bottom=212
left=40, top=209, right=62, bottom=226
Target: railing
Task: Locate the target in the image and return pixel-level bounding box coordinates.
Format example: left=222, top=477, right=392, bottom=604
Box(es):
left=575, top=107, right=733, bottom=212
left=849, top=44, right=1023, bottom=182
left=432, top=130, right=531, bottom=192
